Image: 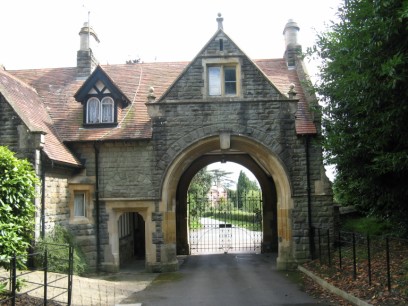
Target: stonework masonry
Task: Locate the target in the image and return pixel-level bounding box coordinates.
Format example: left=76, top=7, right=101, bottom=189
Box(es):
left=0, top=22, right=333, bottom=272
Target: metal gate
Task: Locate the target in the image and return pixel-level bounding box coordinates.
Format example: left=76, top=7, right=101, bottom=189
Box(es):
left=188, top=192, right=263, bottom=254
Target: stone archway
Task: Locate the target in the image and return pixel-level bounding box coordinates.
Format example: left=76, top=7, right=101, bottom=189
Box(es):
left=160, top=135, right=295, bottom=270
left=103, top=201, right=153, bottom=272
left=175, top=154, right=277, bottom=255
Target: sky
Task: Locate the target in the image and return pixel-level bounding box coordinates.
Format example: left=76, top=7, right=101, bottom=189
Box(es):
left=0, top=0, right=342, bottom=183
left=0, top=0, right=341, bottom=71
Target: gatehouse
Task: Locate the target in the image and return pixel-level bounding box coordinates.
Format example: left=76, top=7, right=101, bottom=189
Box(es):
left=0, top=16, right=333, bottom=272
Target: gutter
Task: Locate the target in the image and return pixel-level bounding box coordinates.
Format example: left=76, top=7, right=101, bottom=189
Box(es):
left=305, top=135, right=316, bottom=259
left=40, top=149, right=46, bottom=240
left=94, top=142, right=101, bottom=272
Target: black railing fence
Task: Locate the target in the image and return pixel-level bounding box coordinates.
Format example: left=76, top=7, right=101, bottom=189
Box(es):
left=0, top=243, right=73, bottom=306
left=314, top=227, right=408, bottom=293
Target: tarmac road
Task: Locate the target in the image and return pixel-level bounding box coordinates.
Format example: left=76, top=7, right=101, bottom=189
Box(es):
left=120, top=253, right=330, bottom=306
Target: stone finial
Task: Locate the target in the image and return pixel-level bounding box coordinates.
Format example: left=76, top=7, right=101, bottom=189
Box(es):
left=147, top=86, right=156, bottom=103
left=216, top=13, right=224, bottom=30
left=288, top=83, right=297, bottom=99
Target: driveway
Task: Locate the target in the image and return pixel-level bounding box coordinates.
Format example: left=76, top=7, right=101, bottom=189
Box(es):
left=119, top=253, right=330, bottom=306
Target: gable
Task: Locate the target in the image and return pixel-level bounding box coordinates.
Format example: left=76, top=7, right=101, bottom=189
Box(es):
left=159, top=30, right=286, bottom=102
left=0, top=68, right=82, bottom=167
left=74, top=65, right=131, bottom=105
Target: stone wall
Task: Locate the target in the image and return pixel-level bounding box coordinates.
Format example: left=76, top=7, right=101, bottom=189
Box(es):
left=69, top=141, right=155, bottom=199
left=0, top=94, right=35, bottom=162
left=44, top=170, right=70, bottom=230
left=146, top=34, right=334, bottom=265
left=68, top=141, right=156, bottom=270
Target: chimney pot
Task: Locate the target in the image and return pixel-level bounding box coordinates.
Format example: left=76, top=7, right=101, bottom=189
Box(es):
left=283, top=19, right=300, bottom=48
left=283, top=19, right=301, bottom=68
left=77, top=22, right=100, bottom=79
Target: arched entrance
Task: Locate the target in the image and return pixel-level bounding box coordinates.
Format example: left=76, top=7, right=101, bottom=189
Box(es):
left=103, top=201, right=154, bottom=272
left=176, top=155, right=277, bottom=255
left=160, top=135, right=295, bottom=270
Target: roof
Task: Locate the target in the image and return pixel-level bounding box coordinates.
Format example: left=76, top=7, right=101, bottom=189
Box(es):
left=3, top=57, right=317, bottom=166
left=0, top=68, right=82, bottom=167
left=9, top=62, right=188, bottom=142
left=253, top=59, right=317, bottom=135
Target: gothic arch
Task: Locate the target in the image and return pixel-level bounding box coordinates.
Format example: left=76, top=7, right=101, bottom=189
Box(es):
left=160, top=134, right=295, bottom=269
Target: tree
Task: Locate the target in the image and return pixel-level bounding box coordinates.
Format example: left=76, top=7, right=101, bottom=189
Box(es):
left=309, top=0, right=408, bottom=232
left=209, top=169, right=234, bottom=189
left=188, top=167, right=213, bottom=197
left=237, top=170, right=259, bottom=209
left=0, top=146, right=38, bottom=268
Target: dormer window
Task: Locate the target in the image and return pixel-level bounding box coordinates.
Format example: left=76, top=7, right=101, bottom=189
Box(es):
left=86, top=96, right=114, bottom=124
left=74, top=66, right=131, bottom=128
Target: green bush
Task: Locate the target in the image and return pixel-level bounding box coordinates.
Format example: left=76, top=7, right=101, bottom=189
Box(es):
left=0, top=146, right=38, bottom=269
left=35, top=225, right=88, bottom=275
left=342, top=216, right=394, bottom=236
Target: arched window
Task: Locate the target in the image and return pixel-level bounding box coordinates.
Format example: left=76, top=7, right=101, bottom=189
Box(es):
left=86, top=97, right=115, bottom=124
left=101, top=97, right=114, bottom=123
left=87, top=97, right=100, bottom=123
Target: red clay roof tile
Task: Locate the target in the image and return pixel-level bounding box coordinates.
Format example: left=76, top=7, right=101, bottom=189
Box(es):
left=6, top=58, right=316, bottom=156
left=0, top=68, right=82, bottom=166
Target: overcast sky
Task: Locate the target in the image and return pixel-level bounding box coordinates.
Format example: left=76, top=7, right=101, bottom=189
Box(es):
left=1, top=0, right=341, bottom=72
left=0, top=0, right=341, bottom=183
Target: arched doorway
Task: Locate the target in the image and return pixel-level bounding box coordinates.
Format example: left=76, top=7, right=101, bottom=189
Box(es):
left=176, top=155, right=277, bottom=255
left=160, top=135, right=295, bottom=270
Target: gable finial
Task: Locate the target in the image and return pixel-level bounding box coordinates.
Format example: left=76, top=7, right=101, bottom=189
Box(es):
left=216, top=13, right=224, bottom=30
left=288, top=84, right=297, bottom=99
left=147, top=86, right=156, bottom=103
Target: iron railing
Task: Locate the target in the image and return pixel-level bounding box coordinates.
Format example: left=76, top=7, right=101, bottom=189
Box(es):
left=314, top=228, right=408, bottom=295
left=0, top=243, right=73, bottom=306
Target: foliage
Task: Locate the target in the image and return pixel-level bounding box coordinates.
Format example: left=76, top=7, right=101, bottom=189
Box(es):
left=303, top=233, right=408, bottom=304
left=0, top=282, right=6, bottom=295
left=308, top=0, right=408, bottom=233
left=242, top=189, right=262, bottom=212
left=342, top=216, right=394, bottom=236
left=188, top=167, right=213, bottom=198
left=203, top=209, right=262, bottom=231
left=208, top=169, right=234, bottom=189
left=0, top=146, right=38, bottom=269
left=35, top=225, right=88, bottom=275
left=237, top=170, right=260, bottom=209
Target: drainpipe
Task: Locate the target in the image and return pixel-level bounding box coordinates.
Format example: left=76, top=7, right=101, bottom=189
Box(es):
left=40, top=149, right=46, bottom=240
left=305, top=135, right=316, bottom=259
left=94, top=142, right=101, bottom=272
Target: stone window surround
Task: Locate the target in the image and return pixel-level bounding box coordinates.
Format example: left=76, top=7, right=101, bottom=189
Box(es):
left=202, top=57, right=242, bottom=98
left=68, top=183, right=95, bottom=224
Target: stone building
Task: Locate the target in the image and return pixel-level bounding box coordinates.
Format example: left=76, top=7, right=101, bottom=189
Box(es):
left=0, top=16, right=332, bottom=272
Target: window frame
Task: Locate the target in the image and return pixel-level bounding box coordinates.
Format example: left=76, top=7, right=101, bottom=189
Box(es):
left=101, top=97, right=114, bottom=123
left=86, top=97, right=100, bottom=124
left=203, top=58, right=241, bottom=98
left=74, top=192, right=86, bottom=217
left=68, top=184, right=95, bottom=224
left=84, top=96, right=117, bottom=127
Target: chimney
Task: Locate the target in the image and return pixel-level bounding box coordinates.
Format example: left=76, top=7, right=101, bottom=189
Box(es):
left=283, top=19, right=301, bottom=69
left=77, top=22, right=100, bottom=79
